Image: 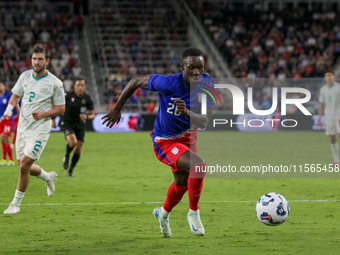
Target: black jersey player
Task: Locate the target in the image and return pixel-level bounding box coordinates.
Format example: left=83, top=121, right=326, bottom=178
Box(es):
left=61, top=78, right=95, bottom=177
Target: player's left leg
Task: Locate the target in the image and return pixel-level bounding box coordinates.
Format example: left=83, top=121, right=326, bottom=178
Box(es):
left=177, top=150, right=206, bottom=236
left=67, top=128, right=85, bottom=177
left=326, top=119, right=339, bottom=165
left=1, top=133, right=9, bottom=165
left=63, top=132, right=77, bottom=170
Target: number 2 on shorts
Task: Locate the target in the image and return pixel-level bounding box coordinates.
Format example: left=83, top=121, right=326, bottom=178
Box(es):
left=34, top=141, right=41, bottom=152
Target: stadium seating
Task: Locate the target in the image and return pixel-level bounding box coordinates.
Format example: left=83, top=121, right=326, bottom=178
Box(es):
left=189, top=1, right=340, bottom=113
left=0, top=2, right=81, bottom=91
left=91, top=0, right=191, bottom=111
left=195, top=2, right=339, bottom=79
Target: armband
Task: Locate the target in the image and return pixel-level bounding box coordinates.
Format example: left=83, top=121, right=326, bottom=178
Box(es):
left=4, top=104, right=14, bottom=117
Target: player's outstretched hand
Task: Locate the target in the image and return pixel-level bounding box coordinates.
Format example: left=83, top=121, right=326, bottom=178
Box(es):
left=174, top=99, right=187, bottom=115
left=101, top=107, right=121, bottom=128
left=32, top=111, right=44, bottom=121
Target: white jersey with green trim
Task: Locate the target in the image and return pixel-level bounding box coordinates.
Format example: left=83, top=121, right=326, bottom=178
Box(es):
left=319, top=82, right=340, bottom=120
left=12, top=69, right=65, bottom=133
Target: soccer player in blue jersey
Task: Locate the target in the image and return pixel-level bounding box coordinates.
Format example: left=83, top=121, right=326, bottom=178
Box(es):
left=0, top=82, right=16, bottom=165
left=102, top=48, right=214, bottom=237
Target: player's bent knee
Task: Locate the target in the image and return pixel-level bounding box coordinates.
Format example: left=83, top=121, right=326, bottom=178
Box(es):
left=74, top=148, right=81, bottom=154
left=173, top=171, right=189, bottom=185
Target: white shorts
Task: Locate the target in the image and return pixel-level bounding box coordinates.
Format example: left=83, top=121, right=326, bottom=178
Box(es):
left=16, top=132, right=50, bottom=161
left=325, top=119, right=340, bottom=136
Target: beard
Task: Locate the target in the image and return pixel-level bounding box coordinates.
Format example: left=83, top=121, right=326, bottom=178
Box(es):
left=33, top=64, right=46, bottom=74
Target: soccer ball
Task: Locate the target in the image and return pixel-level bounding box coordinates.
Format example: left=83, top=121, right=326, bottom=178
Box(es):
left=256, top=192, right=290, bottom=226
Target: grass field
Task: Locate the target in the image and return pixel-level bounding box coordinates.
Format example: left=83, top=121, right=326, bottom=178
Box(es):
left=1, top=131, right=340, bottom=255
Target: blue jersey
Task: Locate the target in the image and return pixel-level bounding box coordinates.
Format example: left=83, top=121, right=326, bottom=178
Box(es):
left=0, top=91, right=12, bottom=116
left=148, top=72, right=215, bottom=142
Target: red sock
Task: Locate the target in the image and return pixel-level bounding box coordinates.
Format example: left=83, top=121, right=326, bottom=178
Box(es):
left=188, top=162, right=207, bottom=210
left=12, top=131, right=17, bottom=145
left=2, top=143, right=6, bottom=160
left=163, top=182, right=188, bottom=212
left=6, top=143, right=13, bottom=161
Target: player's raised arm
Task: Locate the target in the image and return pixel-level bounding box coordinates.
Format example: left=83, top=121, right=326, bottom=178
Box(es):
left=101, top=74, right=151, bottom=127
left=4, top=94, right=21, bottom=119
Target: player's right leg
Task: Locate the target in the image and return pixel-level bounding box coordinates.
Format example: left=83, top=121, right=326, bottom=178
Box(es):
left=4, top=133, right=55, bottom=214
left=4, top=155, right=34, bottom=214
left=326, top=120, right=340, bottom=165
left=63, top=129, right=77, bottom=171
left=68, top=140, right=83, bottom=177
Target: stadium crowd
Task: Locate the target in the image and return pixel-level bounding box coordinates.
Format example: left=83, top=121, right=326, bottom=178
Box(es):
left=0, top=3, right=82, bottom=92
left=1, top=1, right=339, bottom=114
left=194, top=4, right=340, bottom=109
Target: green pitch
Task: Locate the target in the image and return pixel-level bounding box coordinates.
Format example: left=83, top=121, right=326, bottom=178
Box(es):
left=1, top=131, right=339, bottom=254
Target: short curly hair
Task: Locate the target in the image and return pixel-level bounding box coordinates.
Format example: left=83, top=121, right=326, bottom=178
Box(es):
left=182, top=47, right=203, bottom=60
left=31, top=44, right=51, bottom=60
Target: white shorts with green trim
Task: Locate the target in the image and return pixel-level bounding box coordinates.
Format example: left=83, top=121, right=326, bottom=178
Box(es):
left=16, top=132, right=50, bottom=161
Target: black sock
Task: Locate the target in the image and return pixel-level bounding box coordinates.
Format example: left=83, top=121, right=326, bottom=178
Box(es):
left=70, top=153, right=80, bottom=170
left=66, top=144, right=73, bottom=156
left=68, top=167, right=74, bottom=173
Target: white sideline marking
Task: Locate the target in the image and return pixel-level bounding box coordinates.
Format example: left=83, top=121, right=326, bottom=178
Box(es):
left=0, top=199, right=339, bottom=206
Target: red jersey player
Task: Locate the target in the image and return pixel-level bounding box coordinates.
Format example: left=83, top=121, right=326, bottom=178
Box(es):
left=0, top=82, right=17, bottom=165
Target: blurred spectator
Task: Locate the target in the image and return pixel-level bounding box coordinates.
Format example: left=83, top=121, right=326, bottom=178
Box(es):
left=104, top=84, right=117, bottom=107
left=63, top=77, right=73, bottom=93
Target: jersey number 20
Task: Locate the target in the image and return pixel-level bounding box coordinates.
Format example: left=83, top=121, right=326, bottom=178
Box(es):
left=167, top=103, right=180, bottom=116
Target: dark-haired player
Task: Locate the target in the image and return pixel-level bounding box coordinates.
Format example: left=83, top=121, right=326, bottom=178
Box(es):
left=3, top=43, right=65, bottom=214
left=61, top=78, right=95, bottom=177
left=102, top=48, right=214, bottom=237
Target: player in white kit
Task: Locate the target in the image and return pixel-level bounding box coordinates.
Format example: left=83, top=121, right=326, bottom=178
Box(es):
left=318, top=71, right=340, bottom=165
left=3, top=44, right=65, bottom=214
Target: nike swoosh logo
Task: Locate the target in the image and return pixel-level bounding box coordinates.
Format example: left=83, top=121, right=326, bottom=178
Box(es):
left=192, top=223, right=198, bottom=232
left=171, top=97, right=181, bottom=100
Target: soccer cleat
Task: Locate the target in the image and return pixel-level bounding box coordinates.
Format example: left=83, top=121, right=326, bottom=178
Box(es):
left=187, top=209, right=205, bottom=236
left=46, top=171, right=57, bottom=197
left=152, top=207, right=172, bottom=238
left=67, top=172, right=75, bottom=177
left=4, top=204, right=20, bottom=214
left=63, top=155, right=69, bottom=170
left=329, top=162, right=340, bottom=167
left=0, top=159, right=7, bottom=165
left=7, top=160, right=15, bottom=166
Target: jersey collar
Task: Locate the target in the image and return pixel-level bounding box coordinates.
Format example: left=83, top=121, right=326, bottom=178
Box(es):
left=32, top=71, right=49, bottom=81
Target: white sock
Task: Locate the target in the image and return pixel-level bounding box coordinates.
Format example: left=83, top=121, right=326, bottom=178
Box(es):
left=188, top=208, right=199, bottom=215
left=37, top=169, right=51, bottom=182
left=161, top=206, right=170, bottom=218
left=11, top=190, right=25, bottom=206
left=331, top=143, right=339, bottom=163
